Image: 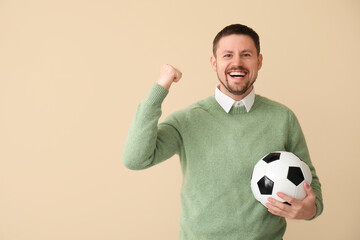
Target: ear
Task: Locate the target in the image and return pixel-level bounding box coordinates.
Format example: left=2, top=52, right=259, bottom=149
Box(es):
left=210, top=56, right=217, bottom=72
left=258, top=54, right=263, bottom=70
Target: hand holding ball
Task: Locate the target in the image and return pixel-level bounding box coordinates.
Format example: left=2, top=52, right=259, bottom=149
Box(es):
left=251, top=151, right=312, bottom=207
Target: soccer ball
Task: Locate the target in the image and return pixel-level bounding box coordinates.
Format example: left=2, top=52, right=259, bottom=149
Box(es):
left=250, top=151, right=312, bottom=207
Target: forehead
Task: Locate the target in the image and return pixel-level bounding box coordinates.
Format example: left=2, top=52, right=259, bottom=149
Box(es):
left=216, top=34, right=257, bottom=53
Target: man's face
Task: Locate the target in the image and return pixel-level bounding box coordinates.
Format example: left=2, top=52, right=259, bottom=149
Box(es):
left=211, top=34, right=263, bottom=100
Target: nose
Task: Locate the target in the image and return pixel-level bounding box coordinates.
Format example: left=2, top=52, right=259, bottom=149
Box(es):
left=233, top=54, right=243, bottom=66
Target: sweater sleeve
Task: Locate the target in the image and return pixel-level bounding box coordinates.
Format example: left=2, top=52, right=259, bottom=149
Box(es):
left=286, top=110, right=324, bottom=219
left=122, top=83, right=182, bottom=170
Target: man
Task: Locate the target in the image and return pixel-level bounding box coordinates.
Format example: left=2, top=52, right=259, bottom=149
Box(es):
left=123, top=24, right=323, bottom=240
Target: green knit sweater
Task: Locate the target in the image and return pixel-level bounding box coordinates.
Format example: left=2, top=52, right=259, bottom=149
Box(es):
left=122, top=83, right=323, bottom=240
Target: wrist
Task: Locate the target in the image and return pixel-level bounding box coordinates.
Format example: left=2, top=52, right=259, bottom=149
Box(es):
left=305, top=204, right=317, bottom=220
left=156, top=79, right=172, bottom=89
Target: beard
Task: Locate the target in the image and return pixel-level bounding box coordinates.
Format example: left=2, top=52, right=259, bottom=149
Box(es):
left=217, top=72, right=256, bottom=96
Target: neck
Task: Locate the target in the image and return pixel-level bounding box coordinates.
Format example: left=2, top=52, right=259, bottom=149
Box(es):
left=219, top=85, right=253, bottom=101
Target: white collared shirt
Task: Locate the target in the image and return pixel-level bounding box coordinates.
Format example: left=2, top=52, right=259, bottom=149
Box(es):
left=215, top=86, right=255, bottom=113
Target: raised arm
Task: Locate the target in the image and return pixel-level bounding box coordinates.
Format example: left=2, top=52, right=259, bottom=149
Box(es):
left=122, top=64, right=183, bottom=170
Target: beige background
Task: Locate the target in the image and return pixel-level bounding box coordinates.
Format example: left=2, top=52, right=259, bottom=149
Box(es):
left=0, top=0, right=359, bottom=239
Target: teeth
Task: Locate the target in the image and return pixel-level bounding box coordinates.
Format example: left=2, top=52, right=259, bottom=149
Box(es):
left=229, top=72, right=246, bottom=77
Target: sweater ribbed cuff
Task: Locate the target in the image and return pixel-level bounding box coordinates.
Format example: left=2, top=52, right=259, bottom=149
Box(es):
left=144, top=83, right=169, bottom=105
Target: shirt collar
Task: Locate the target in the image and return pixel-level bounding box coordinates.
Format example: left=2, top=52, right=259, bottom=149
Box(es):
left=215, top=86, right=255, bottom=113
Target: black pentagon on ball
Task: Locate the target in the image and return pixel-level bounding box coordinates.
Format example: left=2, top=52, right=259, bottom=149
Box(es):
left=257, top=176, right=274, bottom=195
left=263, top=152, right=281, bottom=163
left=287, top=167, right=304, bottom=186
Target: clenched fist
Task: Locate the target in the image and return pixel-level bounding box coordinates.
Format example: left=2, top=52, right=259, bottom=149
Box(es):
left=156, top=64, right=182, bottom=89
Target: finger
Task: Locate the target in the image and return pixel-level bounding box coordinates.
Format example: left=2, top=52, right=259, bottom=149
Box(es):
left=157, top=64, right=181, bottom=89
left=267, top=197, right=292, bottom=211
left=266, top=198, right=292, bottom=218
left=303, top=182, right=316, bottom=203
left=173, top=70, right=182, bottom=82
left=267, top=204, right=286, bottom=218
left=276, top=192, right=297, bottom=205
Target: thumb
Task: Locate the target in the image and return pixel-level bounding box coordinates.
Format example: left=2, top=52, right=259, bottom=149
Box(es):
left=304, top=182, right=315, bottom=197
left=173, top=70, right=182, bottom=83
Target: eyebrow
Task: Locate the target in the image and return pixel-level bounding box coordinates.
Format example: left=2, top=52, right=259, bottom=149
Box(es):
left=221, top=49, right=254, bottom=55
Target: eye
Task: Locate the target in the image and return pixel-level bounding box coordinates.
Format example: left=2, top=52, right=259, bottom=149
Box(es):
left=224, top=54, right=232, bottom=58
left=243, top=53, right=251, bottom=57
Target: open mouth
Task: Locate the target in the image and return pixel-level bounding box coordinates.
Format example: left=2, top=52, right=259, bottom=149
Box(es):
left=227, top=71, right=247, bottom=79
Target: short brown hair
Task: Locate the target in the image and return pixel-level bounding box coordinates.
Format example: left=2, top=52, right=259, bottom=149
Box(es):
left=213, top=24, right=260, bottom=56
